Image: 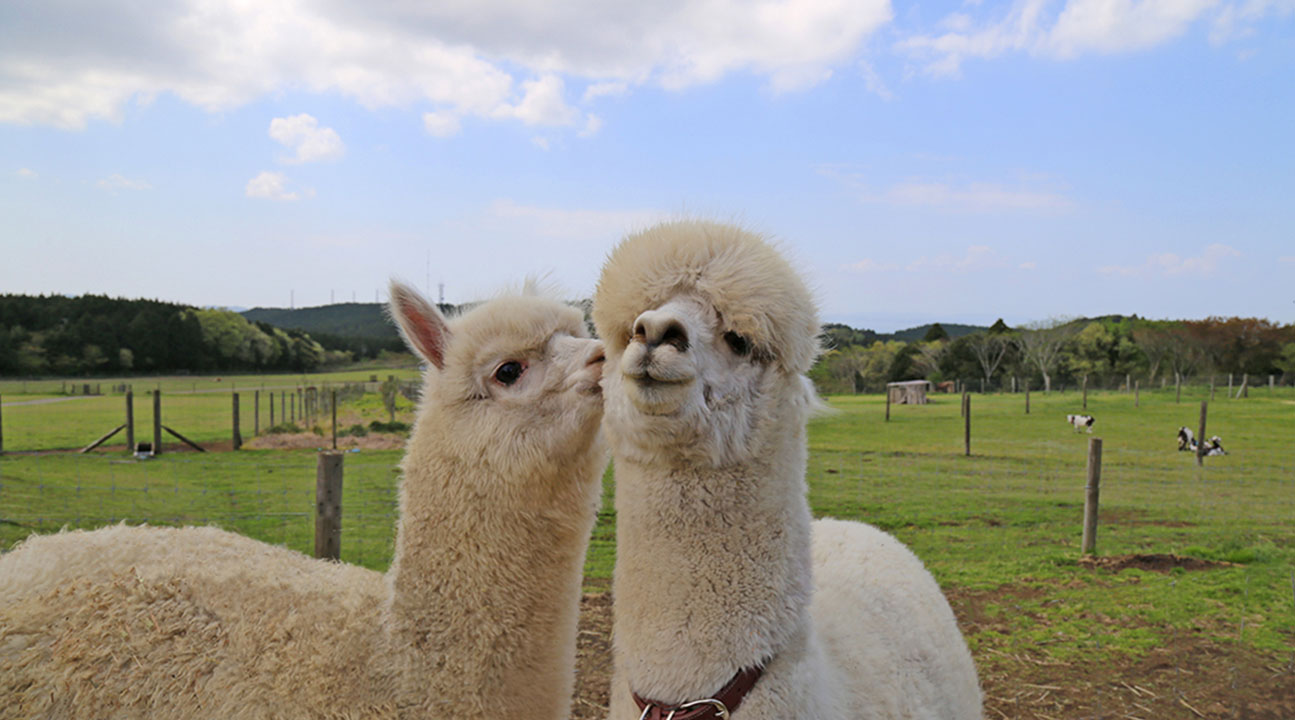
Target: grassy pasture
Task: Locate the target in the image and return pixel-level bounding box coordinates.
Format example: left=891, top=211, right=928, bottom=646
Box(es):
left=1, top=369, right=421, bottom=452
left=0, top=368, right=421, bottom=397
left=1, top=386, right=1292, bottom=710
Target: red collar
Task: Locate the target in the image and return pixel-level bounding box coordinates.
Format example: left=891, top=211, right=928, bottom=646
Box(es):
left=632, top=665, right=764, bottom=720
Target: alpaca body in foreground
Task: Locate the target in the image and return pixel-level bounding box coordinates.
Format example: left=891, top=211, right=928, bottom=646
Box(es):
left=593, top=221, right=981, bottom=719
left=0, top=282, right=607, bottom=720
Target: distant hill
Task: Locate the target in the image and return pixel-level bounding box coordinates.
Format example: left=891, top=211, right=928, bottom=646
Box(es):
left=242, top=303, right=402, bottom=340
left=888, top=323, right=988, bottom=342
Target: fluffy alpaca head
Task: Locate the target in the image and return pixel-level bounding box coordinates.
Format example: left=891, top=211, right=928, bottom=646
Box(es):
left=592, top=221, right=820, bottom=466
left=389, top=280, right=606, bottom=488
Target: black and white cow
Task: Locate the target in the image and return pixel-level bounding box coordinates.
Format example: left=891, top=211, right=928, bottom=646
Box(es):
left=1204, top=435, right=1227, bottom=456
left=1177, top=426, right=1196, bottom=452
left=1066, top=414, right=1095, bottom=433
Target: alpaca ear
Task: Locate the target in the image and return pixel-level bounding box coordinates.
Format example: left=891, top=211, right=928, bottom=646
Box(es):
left=388, top=280, right=449, bottom=370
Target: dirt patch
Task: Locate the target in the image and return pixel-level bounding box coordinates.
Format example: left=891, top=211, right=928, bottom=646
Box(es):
left=572, top=592, right=614, bottom=720
left=242, top=432, right=407, bottom=451
left=948, top=583, right=1294, bottom=720
left=1100, top=508, right=1199, bottom=529
left=1078, top=553, right=1237, bottom=573
left=572, top=584, right=1294, bottom=720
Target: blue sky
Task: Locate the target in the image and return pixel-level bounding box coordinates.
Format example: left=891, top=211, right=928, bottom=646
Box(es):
left=3, top=0, right=1293, bottom=332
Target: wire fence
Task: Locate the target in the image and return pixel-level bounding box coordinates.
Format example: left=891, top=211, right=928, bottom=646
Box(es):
left=0, top=380, right=419, bottom=454
left=0, top=453, right=401, bottom=571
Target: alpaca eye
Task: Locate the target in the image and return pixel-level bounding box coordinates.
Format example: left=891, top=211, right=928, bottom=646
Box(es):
left=723, top=331, right=751, bottom=357
left=493, top=361, right=526, bottom=386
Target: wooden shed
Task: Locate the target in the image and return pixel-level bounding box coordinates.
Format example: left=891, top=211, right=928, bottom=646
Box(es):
left=886, top=380, right=931, bottom=405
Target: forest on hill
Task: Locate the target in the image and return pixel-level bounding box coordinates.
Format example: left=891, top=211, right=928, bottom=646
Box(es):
left=810, top=314, right=1295, bottom=395
left=5, top=295, right=1293, bottom=391
left=0, top=294, right=352, bottom=376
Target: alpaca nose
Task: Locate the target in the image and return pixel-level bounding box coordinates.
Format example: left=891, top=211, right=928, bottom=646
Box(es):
left=632, top=309, right=689, bottom=352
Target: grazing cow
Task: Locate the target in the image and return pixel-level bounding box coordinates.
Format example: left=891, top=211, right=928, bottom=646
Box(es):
left=935, top=380, right=955, bottom=393
left=1066, top=414, right=1095, bottom=433
left=1177, top=426, right=1196, bottom=452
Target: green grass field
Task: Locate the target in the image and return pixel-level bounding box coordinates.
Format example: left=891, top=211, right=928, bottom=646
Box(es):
left=2, top=386, right=1292, bottom=698
left=0, top=369, right=421, bottom=452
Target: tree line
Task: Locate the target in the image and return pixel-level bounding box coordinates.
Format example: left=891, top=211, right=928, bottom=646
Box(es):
left=809, top=315, right=1295, bottom=395
left=0, top=294, right=365, bottom=376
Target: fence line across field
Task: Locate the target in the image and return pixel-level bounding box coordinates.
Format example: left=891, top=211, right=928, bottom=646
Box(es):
left=0, top=379, right=420, bottom=454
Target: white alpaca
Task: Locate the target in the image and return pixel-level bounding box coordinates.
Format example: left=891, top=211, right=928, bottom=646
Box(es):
left=0, top=281, right=607, bottom=720
left=592, top=221, right=982, bottom=720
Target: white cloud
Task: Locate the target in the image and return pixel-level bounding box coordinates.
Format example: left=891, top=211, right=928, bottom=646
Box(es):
left=531, top=136, right=551, bottom=151
left=1098, top=243, right=1241, bottom=276
left=848, top=247, right=1039, bottom=276
left=578, top=113, right=603, bottom=137
left=1211, top=0, right=1294, bottom=43
left=843, top=258, right=899, bottom=273
left=501, top=75, right=579, bottom=127
left=896, top=0, right=1277, bottom=75
left=488, top=199, right=662, bottom=241
left=97, top=173, right=152, bottom=191
left=422, top=111, right=462, bottom=138
left=245, top=171, right=299, bottom=201
left=908, top=245, right=1003, bottom=273
left=0, top=0, right=895, bottom=131
left=866, top=180, right=1071, bottom=212
left=268, top=114, right=344, bottom=163
left=16, top=167, right=36, bottom=177
left=1279, top=255, right=1295, bottom=264
left=582, top=81, right=628, bottom=103
left=859, top=60, right=894, bottom=100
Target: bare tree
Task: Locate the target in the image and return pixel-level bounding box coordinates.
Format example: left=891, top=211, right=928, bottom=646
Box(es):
left=1014, top=318, right=1078, bottom=393
left=1132, top=326, right=1173, bottom=383
left=966, top=332, right=1012, bottom=389
left=911, top=340, right=947, bottom=379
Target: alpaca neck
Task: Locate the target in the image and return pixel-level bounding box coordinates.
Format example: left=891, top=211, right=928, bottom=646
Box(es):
left=611, top=410, right=814, bottom=703
left=383, top=444, right=600, bottom=719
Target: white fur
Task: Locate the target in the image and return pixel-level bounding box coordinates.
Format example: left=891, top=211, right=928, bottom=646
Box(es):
left=593, top=221, right=982, bottom=720
left=0, top=282, right=607, bottom=720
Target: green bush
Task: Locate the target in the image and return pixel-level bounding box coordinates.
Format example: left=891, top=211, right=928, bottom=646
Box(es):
left=368, top=420, right=411, bottom=434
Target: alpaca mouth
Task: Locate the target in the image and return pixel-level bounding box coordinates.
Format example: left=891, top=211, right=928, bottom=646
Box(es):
left=628, top=372, right=691, bottom=388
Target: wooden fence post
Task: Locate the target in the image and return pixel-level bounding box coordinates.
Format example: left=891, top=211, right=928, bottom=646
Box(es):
left=1135, top=380, right=1140, bottom=408
left=963, top=394, right=971, bottom=457
left=1228, top=373, right=1233, bottom=397
left=1210, top=375, right=1215, bottom=402
left=1175, top=372, right=1182, bottom=403
left=332, top=389, right=338, bottom=449
left=1081, top=437, right=1102, bottom=555
left=1082, top=374, right=1088, bottom=410
left=1195, top=400, right=1208, bottom=468
left=1125, top=373, right=1131, bottom=393
left=153, top=390, right=162, bottom=455
left=315, top=451, right=344, bottom=561
left=125, top=390, right=134, bottom=452
left=280, top=391, right=286, bottom=424
left=232, top=393, right=242, bottom=450
left=254, top=390, right=260, bottom=436
left=1270, top=375, right=1275, bottom=393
